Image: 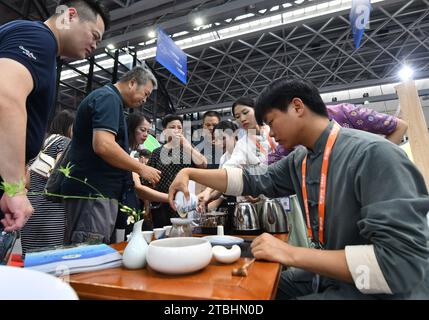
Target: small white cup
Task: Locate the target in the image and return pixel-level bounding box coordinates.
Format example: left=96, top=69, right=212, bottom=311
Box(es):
left=142, top=231, right=154, bottom=243
left=153, top=228, right=166, bottom=239
left=217, top=225, right=224, bottom=236
left=163, top=225, right=172, bottom=237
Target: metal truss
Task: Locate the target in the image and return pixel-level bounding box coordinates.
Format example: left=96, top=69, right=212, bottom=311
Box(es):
left=4, top=0, right=429, bottom=117
left=147, top=0, right=429, bottom=113
left=0, top=0, right=51, bottom=20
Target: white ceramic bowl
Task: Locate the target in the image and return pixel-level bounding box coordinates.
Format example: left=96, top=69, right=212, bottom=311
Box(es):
left=147, top=237, right=212, bottom=275
left=212, top=245, right=241, bottom=264
left=142, top=231, right=154, bottom=243
left=153, top=228, right=166, bottom=239
left=0, top=266, right=78, bottom=300
left=163, top=225, right=172, bottom=237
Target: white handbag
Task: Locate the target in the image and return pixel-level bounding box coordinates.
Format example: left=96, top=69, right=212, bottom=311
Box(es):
left=29, top=135, right=62, bottom=178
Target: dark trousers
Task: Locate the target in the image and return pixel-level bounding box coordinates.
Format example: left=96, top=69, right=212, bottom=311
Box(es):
left=64, top=198, right=118, bottom=245
left=151, top=203, right=173, bottom=228
left=276, top=268, right=316, bottom=299
left=277, top=267, right=376, bottom=300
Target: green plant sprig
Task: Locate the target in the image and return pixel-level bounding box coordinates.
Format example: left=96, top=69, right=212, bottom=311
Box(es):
left=2, top=163, right=144, bottom=225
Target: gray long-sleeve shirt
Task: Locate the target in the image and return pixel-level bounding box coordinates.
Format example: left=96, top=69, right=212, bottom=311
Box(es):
left=238, top=121, right=429, bottom=299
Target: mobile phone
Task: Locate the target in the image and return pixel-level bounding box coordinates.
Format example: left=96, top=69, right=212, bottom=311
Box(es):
left=0, top=226, right=18, bottom=265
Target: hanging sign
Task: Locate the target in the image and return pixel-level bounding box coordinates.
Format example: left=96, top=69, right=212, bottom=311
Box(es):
left=155, top=27, right=187, bottom=84
left=350, top=0, right=372, bottom=49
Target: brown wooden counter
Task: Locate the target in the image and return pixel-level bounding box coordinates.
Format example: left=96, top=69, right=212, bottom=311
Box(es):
left=67, top=234, right=287, bottom=300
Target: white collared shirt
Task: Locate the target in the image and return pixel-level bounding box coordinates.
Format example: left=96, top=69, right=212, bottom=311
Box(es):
left=222, top=126, right=276, bottom=169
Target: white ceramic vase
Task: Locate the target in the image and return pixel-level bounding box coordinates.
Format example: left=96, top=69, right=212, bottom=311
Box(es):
left=122, top=219, right=148, bottom=269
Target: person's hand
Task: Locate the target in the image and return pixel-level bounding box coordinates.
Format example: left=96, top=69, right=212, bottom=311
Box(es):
left=179, top=134, right=193, bottom=149
left=139, top=164, right=161, bottom=186
left=251, top=233, right=292, bottom=266
left=244, top=195, right=260, bottom=203
left=0, top=193, right=33, bottom=232
left=168, top=168, right=190, bottom=211
left=197, top=189, right=211, bottom=213
left=170, top=132, right=181, bottom=145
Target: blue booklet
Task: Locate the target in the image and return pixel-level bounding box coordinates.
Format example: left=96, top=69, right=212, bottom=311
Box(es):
left=24, top=244, right=122, bottom=275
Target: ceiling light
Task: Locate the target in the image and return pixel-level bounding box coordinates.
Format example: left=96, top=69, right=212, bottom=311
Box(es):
left=107, top=44, right=115, bottom=50
left=398, top=65, right=414, bottom=81
left=148, top=30, right=156, bottom=38
left=194, top=17, right=204, bottom=26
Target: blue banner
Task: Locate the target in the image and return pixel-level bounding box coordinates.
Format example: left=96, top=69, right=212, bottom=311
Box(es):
left=350, top=0, right=372, bottom=49
left=155, top=27, right=187, bottom=84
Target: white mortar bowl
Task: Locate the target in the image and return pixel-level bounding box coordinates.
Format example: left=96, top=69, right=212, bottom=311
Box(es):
left=147, top=237, right=212, bottom=275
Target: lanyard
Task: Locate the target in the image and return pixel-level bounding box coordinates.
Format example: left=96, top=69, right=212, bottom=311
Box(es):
left=301, top=122, right=340, bottom=246
left=251, top=126, right=276, bottom=156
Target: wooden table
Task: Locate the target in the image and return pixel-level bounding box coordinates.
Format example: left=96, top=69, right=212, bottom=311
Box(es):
left=67, top=234, right=287, bottom=300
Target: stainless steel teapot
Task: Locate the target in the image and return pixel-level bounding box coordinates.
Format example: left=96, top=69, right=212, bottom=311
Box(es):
left=232, top=202, right=260, bottom=231
left=259, top=198, right=288, bottom=233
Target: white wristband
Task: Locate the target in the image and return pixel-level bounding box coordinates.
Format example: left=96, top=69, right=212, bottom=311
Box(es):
left=224, top=167, right=244, bottom=196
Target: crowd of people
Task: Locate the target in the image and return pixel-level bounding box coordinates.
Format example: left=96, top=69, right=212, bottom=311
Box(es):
left=1, top=0, right=428, bottom=300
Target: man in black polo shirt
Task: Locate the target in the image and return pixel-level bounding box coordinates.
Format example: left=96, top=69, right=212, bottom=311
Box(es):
left=194, top=111, right=221, bottom=169
left=61, top=66, right=161, bottom=244
left=0, top=0, right=110, bottom=232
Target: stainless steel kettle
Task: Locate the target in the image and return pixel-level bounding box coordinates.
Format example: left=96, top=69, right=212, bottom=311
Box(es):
left=232, top=202, right=260, bottom=231
left=259, top=198, right=288, bottom=233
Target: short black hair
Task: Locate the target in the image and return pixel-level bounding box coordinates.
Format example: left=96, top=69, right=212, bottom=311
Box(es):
left=255, top=78, right=328, bottom=125
left=48, top=109, right=75, bottom=137
left=58, top=0, right=111, bottom=30
left=231, top=96, right=256, bottom=116
left=162, top=114, right=183, bottom=129
left=127, top=112, right=151, bottom=149
left=202, top=110, right=221, bottom=122
left=138, top=149, right=152, bottom=158
left=214, top=120, right=238, bottom=135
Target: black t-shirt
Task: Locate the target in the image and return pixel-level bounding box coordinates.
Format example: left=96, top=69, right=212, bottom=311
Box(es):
left=0, top=20, right=57, bottom=201
left=0, top=20, right=58, bottom=163
left=193, top=137, right=221, bottom=169
left=144, top=145, right=196, bottom=193
left=61, top=84, right=127, bottom=200
left=143, top=145, right=196, bottom=222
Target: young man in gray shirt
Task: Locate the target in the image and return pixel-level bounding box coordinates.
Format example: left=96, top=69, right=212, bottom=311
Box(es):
left=168, top=78, right=429, bottom=299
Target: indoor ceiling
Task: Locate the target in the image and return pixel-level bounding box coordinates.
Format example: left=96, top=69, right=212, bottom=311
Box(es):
left=1, top=0, right=429, bottom=119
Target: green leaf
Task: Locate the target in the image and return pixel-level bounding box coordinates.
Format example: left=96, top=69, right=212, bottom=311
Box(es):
left=58, top=162, right=74, bottom=178
left=0, top=180, right=25, bottom=197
